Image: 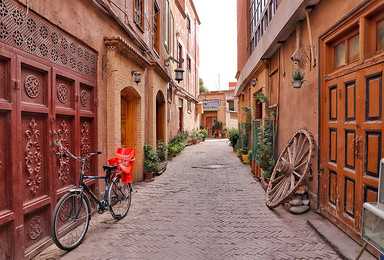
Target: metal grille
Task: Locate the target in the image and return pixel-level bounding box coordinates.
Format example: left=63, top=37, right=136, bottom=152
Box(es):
left=0, top=0, right=96, bottom=79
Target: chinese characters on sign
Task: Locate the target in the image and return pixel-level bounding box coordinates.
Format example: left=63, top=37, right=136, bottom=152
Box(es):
left=203, top=99, right=220, bottom=110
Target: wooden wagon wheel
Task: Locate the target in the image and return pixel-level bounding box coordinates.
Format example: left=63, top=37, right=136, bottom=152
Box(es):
left=266, top=129, right=315, bottom=208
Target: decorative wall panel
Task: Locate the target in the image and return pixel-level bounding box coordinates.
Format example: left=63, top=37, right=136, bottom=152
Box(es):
left=0, top=0, right=96, bottom=79
left=22, top=114, right=47, bottom=202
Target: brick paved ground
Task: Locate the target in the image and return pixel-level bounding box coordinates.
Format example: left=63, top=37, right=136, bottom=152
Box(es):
left=35, top=139, right=341, bottom=260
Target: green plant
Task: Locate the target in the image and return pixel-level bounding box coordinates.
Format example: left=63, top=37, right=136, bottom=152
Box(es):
left=144, top=144, right=160, bottom=173
left=240, top=147, right=249, bottom=155
left=255, top=92, right=268, bottom=102
left=223, top=126, right=229, bottom=131
left=199, top=128, right=208, bottom=139
left=228, top=128, right=239, bottom=148
left=246, top=150, right=253, bottom=164
left=291, top=68, right=305, bottom=81
left=189, top=128, right=199, bottom=140
left=156, top=141, right=167, bottom=161
left=212, top=120, right=223, bottom=131
left=256, top=122, right=276, bottom=178
left=241, top=106, right=252, bottom=148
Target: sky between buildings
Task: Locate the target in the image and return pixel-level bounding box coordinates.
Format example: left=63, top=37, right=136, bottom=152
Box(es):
left=193, top=0, right=237, bottom=91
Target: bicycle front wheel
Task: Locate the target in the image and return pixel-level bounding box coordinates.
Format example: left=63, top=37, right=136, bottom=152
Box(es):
left=51, top=191, right=91, bottom=250
left=108, top=176, right=131, bottom=220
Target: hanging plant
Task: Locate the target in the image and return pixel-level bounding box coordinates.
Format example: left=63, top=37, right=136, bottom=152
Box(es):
left=291, top=68, right=305, bottom=88
left=255, top=92, right=268, bottom=103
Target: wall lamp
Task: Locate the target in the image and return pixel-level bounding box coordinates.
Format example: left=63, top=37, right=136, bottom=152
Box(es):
left=131, top=70, right=141, bottom=84
left=251, top=78, right=257, bottom=87
left=164, top=56, right=185, bottom=83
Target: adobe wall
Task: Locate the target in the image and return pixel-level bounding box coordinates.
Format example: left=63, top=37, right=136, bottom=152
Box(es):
left=275, top=0, right=364, bottom=204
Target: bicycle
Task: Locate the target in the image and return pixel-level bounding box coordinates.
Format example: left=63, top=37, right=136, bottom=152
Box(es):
left=51, top=132, right=132, bottom=250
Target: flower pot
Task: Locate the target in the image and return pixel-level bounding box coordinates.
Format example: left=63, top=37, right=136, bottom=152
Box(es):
left=259, top=97, right=267, bottom=103
left=192, top=139, right=197, bottom=145
left=242, top=154, right=248, bottom=164
left=292, top=80, right=303, bottom=88
left=145, top=172, right=153, bottom=180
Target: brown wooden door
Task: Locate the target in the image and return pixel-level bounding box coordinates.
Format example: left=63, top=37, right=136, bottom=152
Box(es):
left=206, top=117, right=213, bottom=136
left=320, top=63, right=383, bottom=237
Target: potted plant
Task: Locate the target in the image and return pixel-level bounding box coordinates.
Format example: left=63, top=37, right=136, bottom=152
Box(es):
left=291, top=68, right=305, bottom=88
left=156, top=141, right=168, bottom=175
left=246, top=150, right=252, bottom=165
left=199, top=128, right=208, bottom=141
left=240, top=147, right=249, bottom=163
left=228, top=128, right=239, bottom=151
left=256, top=123, right=276, bottom=183
left=144, top=144, right=160, bottom=180
left=189, top=128, right=199, bottom=144
left=222, top=127, right=229, bottom=138
left=255, top=92, right=268, bottom=103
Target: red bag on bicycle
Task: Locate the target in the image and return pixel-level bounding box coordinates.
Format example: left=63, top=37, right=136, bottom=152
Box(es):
left=108, top=148, right=135, bottom=183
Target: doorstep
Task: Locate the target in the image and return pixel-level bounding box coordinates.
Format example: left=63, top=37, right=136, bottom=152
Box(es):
left=307, top=218, right=377, bottom=260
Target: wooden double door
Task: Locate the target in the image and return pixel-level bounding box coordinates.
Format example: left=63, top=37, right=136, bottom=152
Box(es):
left=0, top=49, right=96, bottom=259
left=320, top=63, right=383, bottom=238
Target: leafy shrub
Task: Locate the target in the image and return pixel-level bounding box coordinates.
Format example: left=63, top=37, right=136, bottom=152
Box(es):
left=256, top=122, right=276, bottom=178
left=156, top=141, right=167, bottom=161
left=144, top=144, right=159, bottom=173
left=199, top=128, right=208, bottom=139
left=228, top=128, right=239, bottom=148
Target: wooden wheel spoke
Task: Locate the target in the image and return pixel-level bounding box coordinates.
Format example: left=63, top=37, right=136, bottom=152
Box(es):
left=272, top=179, right=290, bottom=203
left=287, top=146, right=293, bottom=163
left=270, top=176, right=287, bottom=193
left=293, top=135, right=304, bottom=163
left=269, top=178, right=286, bottom=202
left=271, top=174, right=285, bottom=184
left=294, top=160, right=307, bottom=171
left=295, top=147, right=310, bottom=166
left=293, top=170, right=302, bottom=178
left=290, top=173, right=295, bottom=190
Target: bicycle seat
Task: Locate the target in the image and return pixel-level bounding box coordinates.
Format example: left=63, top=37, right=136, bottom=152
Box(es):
left=103, top=165, right=117, bottom=171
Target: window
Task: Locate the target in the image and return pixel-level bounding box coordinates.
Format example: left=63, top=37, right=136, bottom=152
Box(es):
left=187, top=56, right=191, bottom=71
left=334, top=41, right=346, bottom=68
left=187, top=100, right=191, bottom=113
left=167, top=83, right=172, bottom=103
left=164, top=0, right=169, bottom=50
left=170, top=12, right=174, bottom=56
left=134, top=0, right=143, bottom=28
left=187, top=16, right=191, bottom=33
left=153, top=1, right=160, bottom=54
left=377, top=19, right=384, bottom=51
left=228, top=100, right=234, bottom=111
left=348, top=35, right=359, bottom=62
left=177, top=43, right=182, bottom=68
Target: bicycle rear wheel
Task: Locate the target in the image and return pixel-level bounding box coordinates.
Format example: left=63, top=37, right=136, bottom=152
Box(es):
left=108, top=176, right=131, bottom=220
left=51, top=191, right=91, bottom=250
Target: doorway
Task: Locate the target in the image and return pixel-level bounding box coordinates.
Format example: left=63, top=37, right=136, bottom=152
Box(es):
left=156, top=91, right=166, bottom=143
left=121, top=88, right=138, bottom=148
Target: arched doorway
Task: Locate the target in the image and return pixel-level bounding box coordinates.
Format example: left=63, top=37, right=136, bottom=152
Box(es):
left=121, top=87, right=138, bottom=148
left=156, top=91, right=166, bottom=143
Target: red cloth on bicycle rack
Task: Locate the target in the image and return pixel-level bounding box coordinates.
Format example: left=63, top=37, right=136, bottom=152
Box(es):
left=108, top=148, right=136, bottom=183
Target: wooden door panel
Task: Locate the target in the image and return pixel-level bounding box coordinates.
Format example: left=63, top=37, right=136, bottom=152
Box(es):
left=55, top=75, right=75, bottom=111
left=54, top=116, right=76, bottom=193
left=0, top=56, right=10, bottom=103
left=364, top=185, right=378, bottom=203
left=329, top=85, right=338, bottom=120
left=329, top=170, right=337, bottom=206
left=21, top=63, right=49, bottom=107
left=80, top=83, right=94, bottom=113
left=365, top=132, right=381, bottom=177
left=23, top=205, right=50, bottom=255
left=365, top=75, right=382, bottom=121
left=345, top=82, right=356, bottom=121
left=0, top=222, right=12, bottom=259
left=329, top=129, right=337, bottom=163
left=0, top=111, right=9, bottom=212
left=345, top=130, right=356, bottom=170
left=344, top=177, right=355, bottom=218
left=22, top=114, right=49, bottom=203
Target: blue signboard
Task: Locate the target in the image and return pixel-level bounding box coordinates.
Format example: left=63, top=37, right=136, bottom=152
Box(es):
left=203, top=99, right=220, bottom=110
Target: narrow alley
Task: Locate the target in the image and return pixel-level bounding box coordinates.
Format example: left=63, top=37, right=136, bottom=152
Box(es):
left=36, top=140, right=341, bottom=260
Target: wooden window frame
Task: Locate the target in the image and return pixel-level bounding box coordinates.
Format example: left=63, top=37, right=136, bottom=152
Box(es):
left=331, top=29, right=359, bottom=70
left=153, top=1, right=160, bottom=56
left=187, top=56, right=191, bottom=72
left=164, top=0, right=169, bottom=52
left=134, top=0, right=144, bottom=29
left=376, top=17, right=384, bottom=52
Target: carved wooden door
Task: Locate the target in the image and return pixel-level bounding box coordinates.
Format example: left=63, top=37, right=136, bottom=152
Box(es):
left=0, top=1, right=97, bottom=258
left=320, top=63, right=383, bottom=237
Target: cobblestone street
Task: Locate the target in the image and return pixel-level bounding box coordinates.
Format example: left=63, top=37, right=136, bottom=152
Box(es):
left=36, top=139, right=341, bottom=260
